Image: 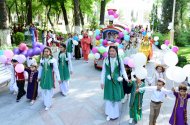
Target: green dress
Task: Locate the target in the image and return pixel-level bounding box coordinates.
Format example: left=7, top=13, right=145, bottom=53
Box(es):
left=129, top=81, right=145, bottom=122
left=103, top=58, right=124, bottom=102
left=58, top=53, right=70, bottom=81
left=67, top=39, right=73, bottom=53
left=40, top=58, right=54, bottom=90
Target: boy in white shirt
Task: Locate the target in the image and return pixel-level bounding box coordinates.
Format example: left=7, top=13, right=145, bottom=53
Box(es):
left=138, top=78, right=172, bottom=125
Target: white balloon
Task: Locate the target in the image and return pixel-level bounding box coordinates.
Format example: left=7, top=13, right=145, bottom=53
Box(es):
left=154, top=36, right=159, bottom=41
left=134, top=53, right=147, bottom=67
left=164, top=51, right=178, bottom=66
left=88, top=31, right=93, bottom=36
left=161, top=44, right=167, bottom=50
left=79, top=35, right=83, bottom=40
left=118, top=49, right=124, bottom=56
left=73, top=40, right=78, bottom=45
left=18, top=54, right=26, bottom=63
left=94, top=53, right=100, bottom=59
left=114, top=42, right=119, bottom=46
left=166, top=66, right=176, bottom=80
left=172, top=66, right=186, bottom=83
left=109, top=15, right=115, bottom=21
left=88, top=53, right=95, bottom=60
left=188, top=76, right=190, bottom=83
left=168, top=25, right=172, bottom=30
left=183, top=64, right=190, bottom=77
left=135, top=67, right=148, bottom=79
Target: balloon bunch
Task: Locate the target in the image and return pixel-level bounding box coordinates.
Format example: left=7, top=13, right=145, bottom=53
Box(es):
left=160, top=40, right=179, bottom=53
left=0, top=50, right=14, bottom=64
left=13, top=42, right=45, bottom=57
left=89, top=46, right=108, bottom=60
left=163, top=50, right=186, bottom=83
left=107, top=9, right=119, bottom=20
left=123, top=53, right=148, bottom=79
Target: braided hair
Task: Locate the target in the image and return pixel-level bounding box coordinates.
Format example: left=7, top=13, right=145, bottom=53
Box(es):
left=108, top=46, right=121, bottom=83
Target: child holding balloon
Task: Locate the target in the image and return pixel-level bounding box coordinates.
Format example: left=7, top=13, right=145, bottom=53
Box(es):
left=101, top=46, right=128, bottom=121
left=58, top=43, right=73, bottom=96
left=169, top=84, right=190, bottom=125
left=38, top=47, right=61, bottom=110
left=11, top=57, right=26, bottom=102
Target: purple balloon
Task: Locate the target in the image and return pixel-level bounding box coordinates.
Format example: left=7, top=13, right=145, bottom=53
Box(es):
left=102, top=52, right=108, bottom=58
left=96, top=35, right=101, bottom=40
left=40, top=45, right=46, bottom=52
left=92, top=47, right=98, bottom=54
left=13, top=48, right=20, bottom=54
left=36, top=42, right=42, bottom=48
left=27, top=49, right=34, bottom=57
left=103, top=39, right=108, bottom=45
left=21, top=50, right=28, bottom=57
left=118, top=32, right=124, bottom=38
left=33, top=47, right=41, bottom=55
left=116, top=39, right=121, bottom=44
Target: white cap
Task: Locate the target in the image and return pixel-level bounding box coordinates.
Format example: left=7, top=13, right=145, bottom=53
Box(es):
left=158, top=78, right=166, bottom=84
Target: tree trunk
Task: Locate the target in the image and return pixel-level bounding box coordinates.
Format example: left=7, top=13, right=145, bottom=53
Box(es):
left=60, top=0, right=70, bottom=33
left=100, top=0, right=106, bottom=26
left=47, top=4, right=55, bottom=31
left=14, top=0, right=20, bottom=23
left=26, top=0, right=32, bottom=25
left=79, top=3, right=84, bottom=29
left=0, top=0, right=11, bottom=46
left=73, top=0, right=80, bottom=34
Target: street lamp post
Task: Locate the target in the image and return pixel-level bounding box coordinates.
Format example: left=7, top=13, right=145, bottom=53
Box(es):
left=170, top=0, right=176, bottom=45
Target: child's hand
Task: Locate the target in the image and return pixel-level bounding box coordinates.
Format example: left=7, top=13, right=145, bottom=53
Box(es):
left=101, top=84, right=104, bottom=89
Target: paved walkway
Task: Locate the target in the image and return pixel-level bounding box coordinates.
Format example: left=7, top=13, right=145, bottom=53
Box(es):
left=0, top=46, right=190, bottom=125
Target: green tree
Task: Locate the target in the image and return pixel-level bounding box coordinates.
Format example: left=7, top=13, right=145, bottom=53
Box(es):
left=73, top=0, right=80, bottom=33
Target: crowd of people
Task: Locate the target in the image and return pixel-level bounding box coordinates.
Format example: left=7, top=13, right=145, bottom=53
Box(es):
left=6, top=24, right=190, bottom=125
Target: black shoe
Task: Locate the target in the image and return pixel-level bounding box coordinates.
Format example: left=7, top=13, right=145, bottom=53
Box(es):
left=16, top=99, right=20, bottom=102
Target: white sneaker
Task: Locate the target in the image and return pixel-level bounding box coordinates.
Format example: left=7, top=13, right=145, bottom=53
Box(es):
left=129, top=118, right=133, bottom=123
left=45, top=107, right=49, bottom=111
left=106, top=116, right=110, bottom=121
left=30, top=100, right=35, bottom=105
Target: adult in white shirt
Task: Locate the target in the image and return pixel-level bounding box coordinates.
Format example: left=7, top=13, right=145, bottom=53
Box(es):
left=138, top=78, right=172, bottom=125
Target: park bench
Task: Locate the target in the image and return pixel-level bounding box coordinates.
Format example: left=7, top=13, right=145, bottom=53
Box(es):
left=0, top=63, right=11, bottom=87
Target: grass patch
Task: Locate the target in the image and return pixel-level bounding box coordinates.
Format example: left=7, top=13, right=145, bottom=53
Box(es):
left=178, top=47, right=190, bottom=63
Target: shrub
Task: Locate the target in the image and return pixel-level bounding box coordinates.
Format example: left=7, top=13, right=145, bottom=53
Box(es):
left=175, top=29, right=190, bottom=47
left=13, top=32, right=25, bottom=45
left=177, top=55, right=188, bottom=67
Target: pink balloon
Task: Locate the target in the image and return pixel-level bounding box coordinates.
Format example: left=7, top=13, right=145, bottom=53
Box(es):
left=19, top=43, right=27, bottom=51
left=172, top=46, right=179, bottom=53
left=114, top=13, right=119, bottom=18
left=125, top=28, right=130, bottom=32
left=118, top=32, right=124, bottom=38
left=103, top=39, right=108, bottom=45
left=15, top=64, right=24, bottom=73
left=96, top=35, right=101, bottom=40
left=164, top=40, right=170, bottom=46
left=108, top=10, right=114, bottom=15
left=92, top=47, right=98, bottom=54
left=0, top=55, right=7, bottom=64
left=116, top=39, right=121, bottom=44
left=124, top=57, right=130, bottom=65
left=127, top=59, right=135, bottom=68
left=103, top=52, right=108, bottom=58
left=4, top=50, right=14, bottom=59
